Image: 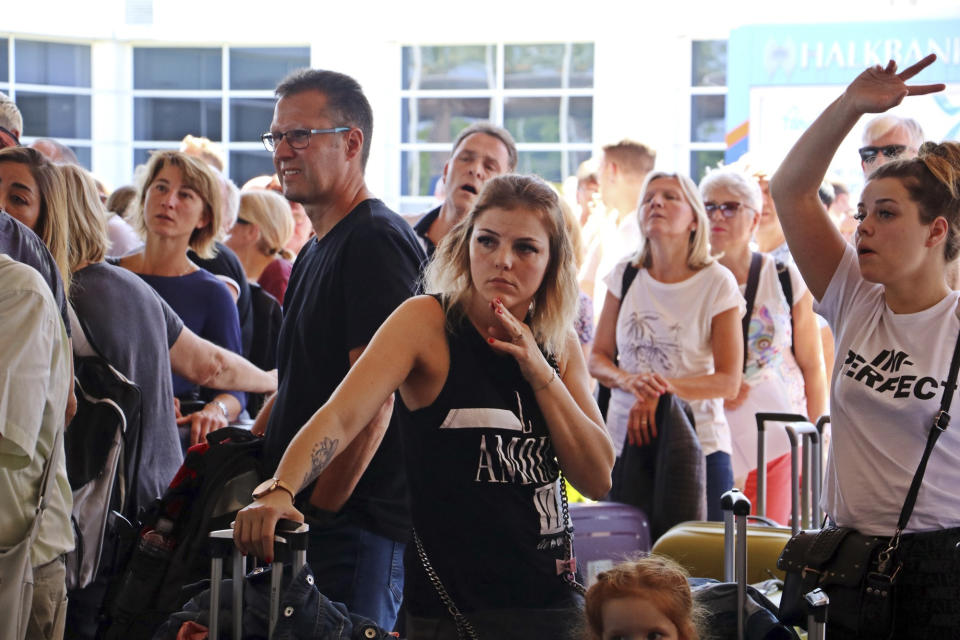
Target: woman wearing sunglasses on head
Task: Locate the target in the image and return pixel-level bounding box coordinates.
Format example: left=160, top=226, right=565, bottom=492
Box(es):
left=700, top=168, right=827, bottom=526
left=770, top=54, right=960, bottom=637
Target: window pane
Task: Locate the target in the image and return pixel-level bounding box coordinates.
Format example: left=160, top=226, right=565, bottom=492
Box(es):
left=402, top=45, right=495, bottom=90
left=134, top=148, right=154, bottom=170
left=229, top=150, right=276, bottom=188
left=16, top=92, right=91, bottom=138
left=690, top=95, right=725, bottom=143
left=401, top=97, right=491, bottom=144
left=567, top=150, right=593, bottom=180
left=230, top=47, right=309, bottom=90
left=230, top=97, right=275, bottom=142
left=134, top=48, right=222, bottom=90
left=401, top=150, right=449, bottom=198
left=134, top=97, right=222, bottom=141
left=516, top=151, right=562, bottom=184
left=691, top=40, right=727, bottom=87
left=568, top=97, right=593, bottom=143
left=570, top=43, right=595, bottom=89
left=70, top=145, right=92, bottom=170
left=504, top=98, right=560, bottom=143
left=15, top=41, right=91, bottom=87
left=505, top=44, right=564, bottom=89
left=504, top=43, right=594, bottom=89
left=690, top=150, right=724, bottom=183
left=0, top=39, right=8, bottom=83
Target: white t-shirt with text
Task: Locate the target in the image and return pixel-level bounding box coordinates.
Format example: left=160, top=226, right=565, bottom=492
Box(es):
left=816, top=244, right=960, bottom=535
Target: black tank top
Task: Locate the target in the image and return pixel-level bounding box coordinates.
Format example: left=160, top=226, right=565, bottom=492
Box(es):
left=398, top=301, right=575, bottom=616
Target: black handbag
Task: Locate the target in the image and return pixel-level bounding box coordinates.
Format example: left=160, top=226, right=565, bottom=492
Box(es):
left=777, top=324, right=960, bottom=638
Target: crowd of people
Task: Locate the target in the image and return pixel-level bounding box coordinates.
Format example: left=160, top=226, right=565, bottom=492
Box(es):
left=1, top=52, right=959, bottom=640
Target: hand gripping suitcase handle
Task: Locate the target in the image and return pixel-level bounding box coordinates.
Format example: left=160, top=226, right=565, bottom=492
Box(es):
left=209, top=521, right=311, bottom=640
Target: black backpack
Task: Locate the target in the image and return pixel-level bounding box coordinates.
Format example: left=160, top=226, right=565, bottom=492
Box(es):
left=101, top=427, right=265, bottom=639
left=64, top=313, right=144, bottom=592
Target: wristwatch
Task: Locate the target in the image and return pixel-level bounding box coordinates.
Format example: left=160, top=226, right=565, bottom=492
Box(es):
left=252, top=477, right=296, bottom=501
left=211, top=400, right=229, bottom=418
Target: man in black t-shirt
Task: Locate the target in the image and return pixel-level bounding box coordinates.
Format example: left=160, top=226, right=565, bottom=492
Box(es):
left=411, top=122, right=516, bottom=262
left=252, top=69, right=424, bottom=630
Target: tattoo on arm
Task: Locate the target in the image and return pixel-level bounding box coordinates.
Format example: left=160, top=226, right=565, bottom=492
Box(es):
left=302, top=437, right=340, bottom=488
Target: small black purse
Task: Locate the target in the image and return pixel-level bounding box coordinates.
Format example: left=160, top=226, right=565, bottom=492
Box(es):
left=777, top=325, right=960, bottom=638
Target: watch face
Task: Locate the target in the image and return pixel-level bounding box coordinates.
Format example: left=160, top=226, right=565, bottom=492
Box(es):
left=253, top=478, right=277, bottom=498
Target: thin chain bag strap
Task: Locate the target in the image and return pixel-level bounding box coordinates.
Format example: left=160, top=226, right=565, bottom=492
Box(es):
left=413, top=473, right=585, bottom=640
left=557, top=472, right=586, bottom=596
left=877, top=318, right=960, bottom=574
left=412, top=529, right=480, bottom=640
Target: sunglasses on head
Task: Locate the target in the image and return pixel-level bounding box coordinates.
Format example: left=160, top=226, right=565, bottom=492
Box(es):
left=858, top=144, right=908, bottom=164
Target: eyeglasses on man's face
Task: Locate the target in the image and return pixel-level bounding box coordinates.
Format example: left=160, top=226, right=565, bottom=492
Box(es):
left=704, top=201, right=752, bottom=218
left=261, top=127, right=350, bottom=153
left=858, top=144, right=908, bottom=165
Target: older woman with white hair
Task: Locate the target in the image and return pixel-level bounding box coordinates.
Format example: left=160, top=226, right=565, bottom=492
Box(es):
left=590, top=171, right=744, bottom=521
left=226, top=189, right=295, bottom=304
left=701, top=168, right=827, bottom=525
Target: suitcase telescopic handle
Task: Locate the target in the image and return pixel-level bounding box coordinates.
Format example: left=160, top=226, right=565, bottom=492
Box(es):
left=209, top=521, right=311, bottom=640
left=754, top=412, right=808, bottom=520
left=783, top=423, right=821, bottom=534
left=721, top=489, right=751, bottom=640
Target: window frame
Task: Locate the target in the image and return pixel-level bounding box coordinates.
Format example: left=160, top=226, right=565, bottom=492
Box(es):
left=2, top=37, right=94, bottom=167
left=130, top=44, right=309, bottom=186
left=399, top=42, right=595, bottom=214
left=687, top=38, right=728, bottom=183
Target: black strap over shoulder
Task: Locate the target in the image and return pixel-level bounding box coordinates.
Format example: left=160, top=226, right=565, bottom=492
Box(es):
left=894, top=320, right=960, bottom=536
left=741, top=253, right=763, bottom=373
left=775, top=260, right=795, bottom=353
left=596, top=263, right=640, bottom=419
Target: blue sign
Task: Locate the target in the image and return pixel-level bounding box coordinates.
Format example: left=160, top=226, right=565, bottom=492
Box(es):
left=726, top=19, right=960, bottom=161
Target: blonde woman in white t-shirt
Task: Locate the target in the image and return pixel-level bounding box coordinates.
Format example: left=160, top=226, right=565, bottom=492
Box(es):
left=771, top=54, right=960, bottom=636
left=701, top=167, right=828, bottom=526
left=590, top=172, right=744, bottom=521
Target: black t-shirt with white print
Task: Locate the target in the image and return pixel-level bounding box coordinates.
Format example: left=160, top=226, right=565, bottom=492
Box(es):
left=397, top=302, right=577, bottom=617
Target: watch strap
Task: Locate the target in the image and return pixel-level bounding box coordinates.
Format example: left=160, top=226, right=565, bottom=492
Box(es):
left=254, top=477, right=296, bottom=501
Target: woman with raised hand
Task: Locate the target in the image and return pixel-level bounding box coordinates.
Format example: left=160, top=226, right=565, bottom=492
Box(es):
left=234, top=174, right=614, bottom=639
left=589, top=172, right=743, bottom=521
left=770, top=54, right=959, bottom=636
left=119, top=151, right=245, bottom=444
left=700, top=167, right=827, bottom=525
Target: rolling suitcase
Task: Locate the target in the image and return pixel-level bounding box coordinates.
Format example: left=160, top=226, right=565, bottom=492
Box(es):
left=755, top=413, right=827, bottom=532
left=719, top=490, right=827, bottom=640
left=207, top=520, right=309, bottom=640
left=568, top=501, right=652, bottom=585
left=651, top=414, right=826, bottom=584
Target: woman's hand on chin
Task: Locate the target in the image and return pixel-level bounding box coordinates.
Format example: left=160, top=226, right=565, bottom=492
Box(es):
left=485, top=297, right=555, bottom=388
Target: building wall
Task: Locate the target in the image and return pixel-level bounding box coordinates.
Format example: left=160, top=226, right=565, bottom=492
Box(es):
left=4, top=0, right=958, bottom=206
